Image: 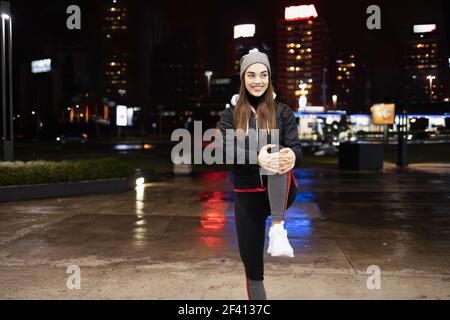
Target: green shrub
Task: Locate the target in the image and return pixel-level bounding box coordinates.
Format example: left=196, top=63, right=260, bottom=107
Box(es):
left=0, top=158, right=134, bottom=186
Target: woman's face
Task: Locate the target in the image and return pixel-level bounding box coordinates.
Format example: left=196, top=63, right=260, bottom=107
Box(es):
left=244, top=63, right=269, bottom=97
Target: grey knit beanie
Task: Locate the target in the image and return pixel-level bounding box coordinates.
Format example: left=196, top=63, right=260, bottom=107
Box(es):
left=240, top=51, right=271, bottom=79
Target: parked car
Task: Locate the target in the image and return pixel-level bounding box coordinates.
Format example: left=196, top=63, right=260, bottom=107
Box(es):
left=56, top=132, right=88, bottom=144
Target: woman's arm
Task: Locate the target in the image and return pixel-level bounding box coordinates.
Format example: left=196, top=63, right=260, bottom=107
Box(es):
left=281, top=106, right=303, bottom=167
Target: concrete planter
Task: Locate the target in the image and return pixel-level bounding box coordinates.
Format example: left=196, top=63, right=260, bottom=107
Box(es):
left=0, top=177, right=134, bottom=203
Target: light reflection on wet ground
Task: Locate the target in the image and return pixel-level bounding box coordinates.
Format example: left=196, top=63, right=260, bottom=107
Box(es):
left=0, top=164, right=449, bottom=298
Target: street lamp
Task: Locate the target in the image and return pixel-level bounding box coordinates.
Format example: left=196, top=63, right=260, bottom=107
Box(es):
left=298, top=82, right=308, bottom=111
left=205, top=70, right=212, bottom=96
left=332, top=94, right=338, bottom=108
left=426, top=75, right=435, bottom=102
left=31, top=110, right=40, bottom=143
left=1, top=1, right=13, bottom=161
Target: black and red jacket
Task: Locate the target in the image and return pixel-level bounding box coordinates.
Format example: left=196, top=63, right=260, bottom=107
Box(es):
left=218, top=95, right=303, bottom=190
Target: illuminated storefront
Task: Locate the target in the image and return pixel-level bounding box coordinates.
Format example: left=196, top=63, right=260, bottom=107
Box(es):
left=294, top=112, right=450, bottom=142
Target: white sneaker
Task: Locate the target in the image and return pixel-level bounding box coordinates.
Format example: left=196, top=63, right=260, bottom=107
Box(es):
left=267, top=222, right=294, bottom=257
left=267, top=221, right=284, bottom=254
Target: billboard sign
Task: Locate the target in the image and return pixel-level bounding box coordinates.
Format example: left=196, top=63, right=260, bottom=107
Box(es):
left=371, top=103, right=395, bottom=125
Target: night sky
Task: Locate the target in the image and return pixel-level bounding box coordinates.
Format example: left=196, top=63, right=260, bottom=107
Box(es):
left=7, top=0, right=450, bottom=103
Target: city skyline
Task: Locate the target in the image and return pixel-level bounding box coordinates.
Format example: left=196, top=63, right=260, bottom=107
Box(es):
left=7, top=0, right=450, bottom=120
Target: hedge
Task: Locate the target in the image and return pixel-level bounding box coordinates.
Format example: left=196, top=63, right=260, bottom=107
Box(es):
left=0, top=158, right=134, bottom=186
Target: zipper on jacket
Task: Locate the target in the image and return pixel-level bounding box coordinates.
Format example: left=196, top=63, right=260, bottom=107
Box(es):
left=250, top=106, right=264, bottom=188
left=255, top=112, right=263, bottom=188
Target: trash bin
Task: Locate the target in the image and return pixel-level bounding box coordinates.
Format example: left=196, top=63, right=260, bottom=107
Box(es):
left=338, top=142, right=384, bottom=170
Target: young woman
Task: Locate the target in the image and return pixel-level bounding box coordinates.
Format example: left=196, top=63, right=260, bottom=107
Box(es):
left=219, top=51, right=303, bottom=300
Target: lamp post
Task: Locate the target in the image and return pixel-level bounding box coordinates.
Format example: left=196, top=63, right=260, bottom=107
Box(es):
left=298, top=82, right=308, bottom=111
left=31, top=110, right=40, bottom=144
left=205, top=70, right=212, bottom=96
left=426, top=75, right=435, bottom=102
left=1, top=1, right=13, bottom=161
left=322, top=67, right=328, bottom=107
left=332, top=94, right=338, bottom=109
left=397, top=108, right=408, bottom=167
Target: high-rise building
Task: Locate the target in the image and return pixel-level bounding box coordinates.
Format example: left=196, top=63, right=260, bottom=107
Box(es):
left=101, top=0, right=129, bottom=100
left=334, top=52, right=363, bottom=112
left=276, top=4, right=329, bottom=110
left=404, top=24, right=446, bottom=103
left=231, top=24, right=273, bottom=77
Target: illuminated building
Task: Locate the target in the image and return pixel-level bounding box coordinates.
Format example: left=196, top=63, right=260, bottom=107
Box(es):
left=101, top=0, right=129, bottom=99
left=276, top=4, right=330, bottom=109
left=404, top=23, right=446, bottom=103
left=19, top=45, right=89, bottom=130
left=334, top=52, right=364, bottom=112
left=231, top=24, right=273, bottom=77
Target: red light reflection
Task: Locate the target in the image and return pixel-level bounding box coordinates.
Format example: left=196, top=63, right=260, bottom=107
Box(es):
left=198, top=190, right=227, bottom=249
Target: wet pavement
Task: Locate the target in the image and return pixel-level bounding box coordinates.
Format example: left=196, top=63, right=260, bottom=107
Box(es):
left=0, top=163, right=449, bottom=300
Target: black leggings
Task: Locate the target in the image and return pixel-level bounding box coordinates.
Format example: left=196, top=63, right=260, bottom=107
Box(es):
left=234, top=191, right=271, bottom=281
left=234, top=170, right=297, bottom=281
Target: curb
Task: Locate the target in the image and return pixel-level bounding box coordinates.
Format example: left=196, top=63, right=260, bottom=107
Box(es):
left=0, top=177, right=135, bottom=203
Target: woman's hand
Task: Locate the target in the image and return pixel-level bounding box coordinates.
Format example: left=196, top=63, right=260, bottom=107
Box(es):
left=277, top=148, right=296, bottom=174
left=258, top=144, right=279, bottom=173
left=258, top=145, right=296, bottom=174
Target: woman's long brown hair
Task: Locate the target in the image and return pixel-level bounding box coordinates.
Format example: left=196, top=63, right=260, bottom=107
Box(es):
left=233, top=76, right=277, bottom=139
